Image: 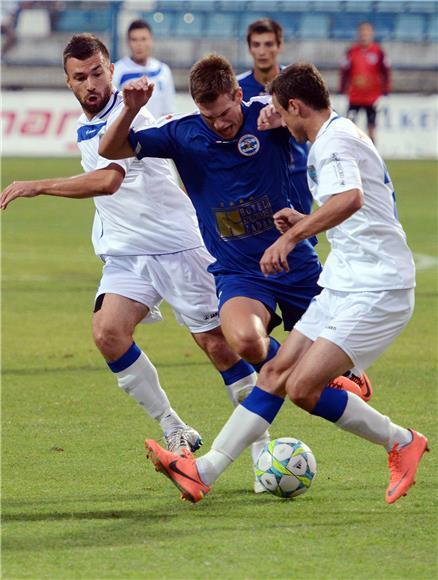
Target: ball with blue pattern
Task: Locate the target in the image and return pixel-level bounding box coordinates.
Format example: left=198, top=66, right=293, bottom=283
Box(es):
left=255, top=437, right=317, bottom=498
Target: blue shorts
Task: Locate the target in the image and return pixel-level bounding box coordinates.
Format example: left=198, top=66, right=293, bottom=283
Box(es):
left=215, top=271, right=322, bottom=332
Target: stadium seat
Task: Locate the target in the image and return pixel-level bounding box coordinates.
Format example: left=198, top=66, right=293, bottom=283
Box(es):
left=372, top=14, right=394, bottom=41
left=393, top=14, right=425, bottom=41
left=375, top=1, right=405, bottom=12
left=146, top=11, right=176, bottom=37
left=296, top=13, right=331, bottom=39
left=272, top=12, right=297, bottom=39
left=174, top=11, right=205, bottom=37
left=332, top=12, right=369, bottom=40
left=239, top=13, right=272, bottom=36
left=16, top=8, right=51, bottom=38
left=344, top=1, right=374, bottom=11
left=205, top=13, right=237, bottom=38
left=53, top=9, right=112, bottom=33
left=426, top=13, right=438, bottom=41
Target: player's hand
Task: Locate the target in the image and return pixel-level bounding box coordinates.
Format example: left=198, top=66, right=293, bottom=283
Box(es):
left=257, top=104, right=282, bottom=131
left=273, top=208, right=305, bottom=233
left=0, top=181, right=40, bottom=210
left=260, top=233, right=296, bottom=276
left=122, top=77, right=155, bottom=112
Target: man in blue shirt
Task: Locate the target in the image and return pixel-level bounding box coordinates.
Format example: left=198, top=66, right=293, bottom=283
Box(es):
left=237, top=19, right=312, bottom=216
left=100, top=54, right=321, bottom=373
left=99, top=55, right=368, bottom=404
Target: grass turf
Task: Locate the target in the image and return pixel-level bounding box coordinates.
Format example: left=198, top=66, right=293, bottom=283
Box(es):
left=2, top=158, right=437, bottom=579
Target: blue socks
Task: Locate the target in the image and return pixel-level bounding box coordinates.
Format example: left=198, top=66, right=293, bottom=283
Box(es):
left=241, top=386, right=285, bottom=423
left=311, top=387, right=348, bottom=422
left=253, top=336, right=281, bottom=373
left=107, top=342, right=141, bottom=372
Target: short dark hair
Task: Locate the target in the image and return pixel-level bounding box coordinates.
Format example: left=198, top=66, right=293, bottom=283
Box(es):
left=190, top=54, right=239, bottom=104
left=63, top=33, right=110, bottom=72
left=247, top=18, right=283, bottom=46
left=269, top=63, right=330, bottom=111
left=127, top=19, right=152, bottom=35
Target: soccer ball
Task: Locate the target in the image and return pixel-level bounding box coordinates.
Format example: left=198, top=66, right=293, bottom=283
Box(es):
left=255, top=437, right=317, bottom=498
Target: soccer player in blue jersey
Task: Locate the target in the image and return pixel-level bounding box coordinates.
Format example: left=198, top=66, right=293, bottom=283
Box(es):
left=1, top=36, right=270, bottom=471
left=237, top=19, right=312, bottom=216
left=99, top=55, right=369, bottom=402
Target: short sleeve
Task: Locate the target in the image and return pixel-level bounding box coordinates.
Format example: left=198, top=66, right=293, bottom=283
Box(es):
left=314, top=137, right=363, bottom=204
left=128, top=117, right=178, bottom=160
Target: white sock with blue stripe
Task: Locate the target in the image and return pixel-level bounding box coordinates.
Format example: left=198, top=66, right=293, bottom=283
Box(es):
left=108, top=342, right=185, bottom=433
left=312, top=387, right=411, bottom=451
left=196, top=387, right=284, bottom=486
left=220, top=359, right=271, bottom=465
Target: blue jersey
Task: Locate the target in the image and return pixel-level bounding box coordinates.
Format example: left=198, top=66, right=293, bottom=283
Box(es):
left=238, top=69, right=313, bottom=215
left=129, top=100, right=320, bottom=282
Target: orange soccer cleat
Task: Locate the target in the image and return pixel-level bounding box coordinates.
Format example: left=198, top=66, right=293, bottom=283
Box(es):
left=145, top=439, right=210, bottom=503
left=386, top=429, right=429, bottom=504
left=328, top=373, right=373, bottom=402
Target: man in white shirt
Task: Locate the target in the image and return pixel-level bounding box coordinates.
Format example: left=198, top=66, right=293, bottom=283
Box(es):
left=113, top=19, right=175, bottom=119
left=143, top=63, right=428, bottom=506
left=0, top=34, right=268, bottom=466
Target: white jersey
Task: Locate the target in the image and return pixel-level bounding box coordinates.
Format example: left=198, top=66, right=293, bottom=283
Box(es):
left=307, top=111, right=415, bottom=292
left=76, top=90, right=203, bottom=257
left=112, top=56, right=175, bottom=119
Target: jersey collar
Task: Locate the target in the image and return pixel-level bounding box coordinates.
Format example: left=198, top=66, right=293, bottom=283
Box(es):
left=314, top=110, right=341, bottom=141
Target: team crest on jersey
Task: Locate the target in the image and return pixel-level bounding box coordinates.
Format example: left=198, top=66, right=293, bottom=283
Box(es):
left=308, top=164, right=318, bottom=184
left=237, top=134, right=260, bottom=157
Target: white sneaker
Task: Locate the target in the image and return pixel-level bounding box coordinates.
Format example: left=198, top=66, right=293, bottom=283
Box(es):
left=164, top=426, right=203, bottom=455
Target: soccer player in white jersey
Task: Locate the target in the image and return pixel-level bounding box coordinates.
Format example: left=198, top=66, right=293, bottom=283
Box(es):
left=142, top=63, right=428, bottom=505
left=113, top=19, right=175, bottom=119
left=0, top=34, right=271, bottom=470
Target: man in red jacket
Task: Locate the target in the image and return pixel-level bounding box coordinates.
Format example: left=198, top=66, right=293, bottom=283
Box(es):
left=340, top=21, right=391, bottom=142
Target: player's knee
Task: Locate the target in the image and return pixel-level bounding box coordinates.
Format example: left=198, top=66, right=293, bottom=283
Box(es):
left=93, top=322, right=129, bottom=359
left=224, top=328, right=265, bottom=363
left=195, top=330, right=238, bottom=368
left=285, top=376, right=318, bottom=411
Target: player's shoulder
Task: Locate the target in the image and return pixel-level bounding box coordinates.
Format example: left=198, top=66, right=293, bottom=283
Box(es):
left=237, top=69, right=253, bottom=82
left=113, top=56, right=131, bottom=69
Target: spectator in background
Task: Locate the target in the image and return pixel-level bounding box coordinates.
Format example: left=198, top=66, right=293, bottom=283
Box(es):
left=340, top=21, right=391, bottom=143
left=113, top=19, right=175, bottom=119
left=1, top=0, right=19, bottom=57
left=238, top=18, right=313, bottom=217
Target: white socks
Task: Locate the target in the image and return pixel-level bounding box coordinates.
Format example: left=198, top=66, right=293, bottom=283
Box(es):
left=196, top=404, right=271, bottom=486
left=115, top=350, right=185, bottom=432
left=225, top=371, right=270, bottom=465
left=335, top=392, right=412, bottom=451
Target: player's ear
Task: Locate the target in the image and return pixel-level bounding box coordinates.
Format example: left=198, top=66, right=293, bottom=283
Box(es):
left=287, top=98, right=299, bottom=115
left=65, top=73, right=72, bottom=90
left=234, top=87, right=243, bottom=103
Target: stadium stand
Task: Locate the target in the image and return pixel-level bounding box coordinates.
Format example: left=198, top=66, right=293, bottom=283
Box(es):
left=1, top=0, right=437, bottom=92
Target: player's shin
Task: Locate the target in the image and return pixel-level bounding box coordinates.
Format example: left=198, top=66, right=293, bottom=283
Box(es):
left=108, top=341, right=185, bottom=432
left=311, top=387, right=411, bottom=450
left=196, top=386, right=284, bottom=486
left=220, top=360, right=271, bottom=474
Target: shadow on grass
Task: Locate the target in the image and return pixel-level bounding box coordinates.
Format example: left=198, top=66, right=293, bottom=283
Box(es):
left=3, top=360, right=212, bottom=376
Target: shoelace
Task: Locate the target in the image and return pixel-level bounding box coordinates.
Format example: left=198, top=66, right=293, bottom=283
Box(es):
left=164, top=429, right=190, bottom=453
left=388, top=444, right=401, bottom=476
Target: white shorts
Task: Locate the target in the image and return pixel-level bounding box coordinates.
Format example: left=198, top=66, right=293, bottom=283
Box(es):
left=295, top=287, right=415, bottom=374
left=95, top=246, right=220, bottom=333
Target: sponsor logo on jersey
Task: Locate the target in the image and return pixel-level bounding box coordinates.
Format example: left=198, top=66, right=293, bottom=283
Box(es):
left=308, top=164, right=318, bottom=184
left=237, top=134, right=260, bottom=157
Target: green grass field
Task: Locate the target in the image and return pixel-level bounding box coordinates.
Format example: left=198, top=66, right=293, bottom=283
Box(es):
left=2, top=158, right=437, bottom=579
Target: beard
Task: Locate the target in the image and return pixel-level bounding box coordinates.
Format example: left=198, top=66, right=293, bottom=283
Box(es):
left=79, top=85, right=112, bottom=116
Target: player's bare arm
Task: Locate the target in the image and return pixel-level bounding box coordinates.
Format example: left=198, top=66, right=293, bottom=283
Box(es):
left=260, top=188, right=363, bottom=275
left=257, top=103, right=282, bottom=131
left=0, top=165, right=124, bottom=210
left=99, top=77, right=154, bottom=159
left=273, top=207, right=306, bottom=233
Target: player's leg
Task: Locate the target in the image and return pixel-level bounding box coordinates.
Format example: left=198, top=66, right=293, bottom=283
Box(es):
left=284, top=288, right=428, bottom=503
left=93, top=258, right=201, bottom=453
left=366, top=105, right=377, bottom=143
left=149, top=247, right=271, bottom=489
left=144, top=329, right=312, bottom=502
